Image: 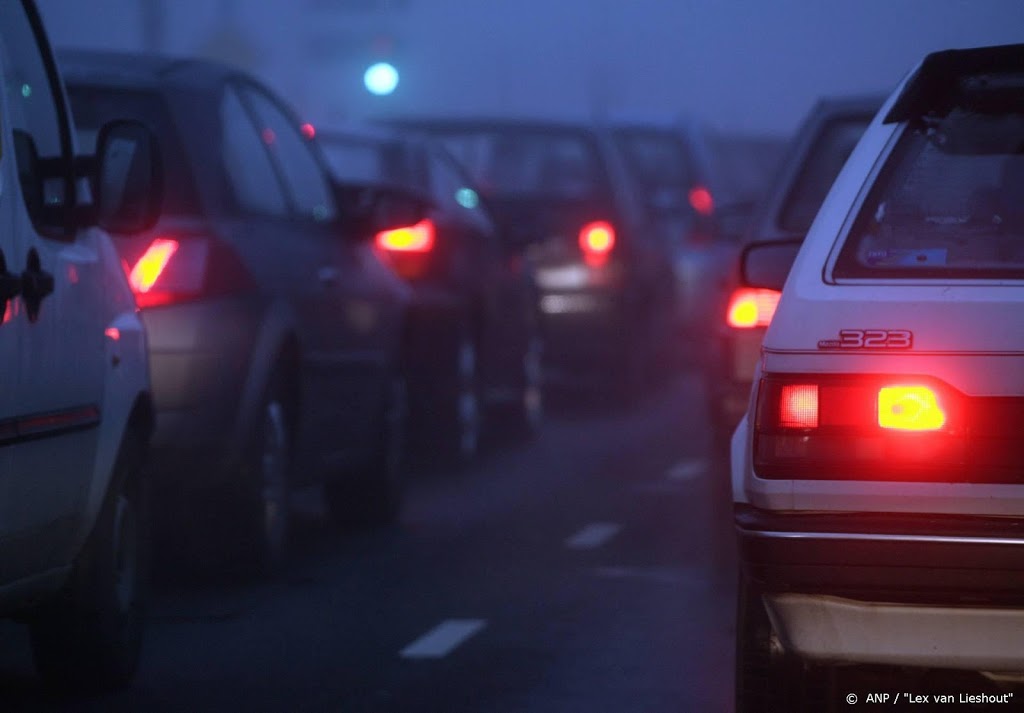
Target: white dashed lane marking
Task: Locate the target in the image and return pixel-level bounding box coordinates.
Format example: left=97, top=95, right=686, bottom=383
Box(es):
left=565, top=522, right=621, bottom=549
left=400, top=619, right=487, bottom=659
left=666, top=458, right=707, bottom=481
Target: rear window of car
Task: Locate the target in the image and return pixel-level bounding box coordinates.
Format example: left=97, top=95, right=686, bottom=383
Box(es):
left=425, top=128, right=608, bottom=201
left=778, top=117, right=872, bottom=233
left=613, top=129, right=693, bottom=191
left=322, top=136, right=426, bottom=189
left=835, top=101, right=1024, bottom=279
left=67, top=85, right=201, bottom=216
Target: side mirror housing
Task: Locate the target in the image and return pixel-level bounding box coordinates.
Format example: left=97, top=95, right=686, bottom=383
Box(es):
left=334, top=180, right=435, bottom=239
left=740, top=238, right=802, bottom=290
left=93, top=120, right=163, bottom=233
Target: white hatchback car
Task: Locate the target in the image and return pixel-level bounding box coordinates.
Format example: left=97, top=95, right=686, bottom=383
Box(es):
left=0, top=0, right=160, bottom=692
left=732, top=43, right=1024, bottom=710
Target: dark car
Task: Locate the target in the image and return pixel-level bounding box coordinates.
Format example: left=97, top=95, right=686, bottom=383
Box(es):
left=60, top=50, right=415, bottom=574
left=608, top=117, right=780, bottom=361
left=318, top=125, right=543, bottom=463
left=382, top=117, right=678, bottom=401
left=707, top=95, right=884, bottom=452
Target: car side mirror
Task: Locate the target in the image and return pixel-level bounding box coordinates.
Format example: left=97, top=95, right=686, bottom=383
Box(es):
left=334, top=180, right=435, bottom=239
left=94, top=120, right=163, bottom=233
left=740, top=238, right=802, bottom=290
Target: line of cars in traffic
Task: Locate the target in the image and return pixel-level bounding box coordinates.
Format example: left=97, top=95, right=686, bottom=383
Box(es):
left=1, top=0, right=771, bottom=693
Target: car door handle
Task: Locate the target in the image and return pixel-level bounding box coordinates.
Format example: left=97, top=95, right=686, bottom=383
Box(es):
left=318, top=266, right=340, bottom=286
left=21, top=251, right=54, bottom=322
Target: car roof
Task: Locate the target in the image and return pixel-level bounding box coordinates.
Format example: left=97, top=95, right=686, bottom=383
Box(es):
left=57, top=48, right=240, bottom=92
left=381, top=115, right=607, bottom=138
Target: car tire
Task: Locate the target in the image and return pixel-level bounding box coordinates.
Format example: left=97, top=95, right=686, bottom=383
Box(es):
left=217, top=370, right=293, bottom=578
left=494, top=332, right=544, bottom=441
left=326, top=374, right=407, bottom=527
left=30, top=425, right=149, bottom=693
left=735, top=571, right=831, bottom=712
left=437, top=329, right=482, bottom=465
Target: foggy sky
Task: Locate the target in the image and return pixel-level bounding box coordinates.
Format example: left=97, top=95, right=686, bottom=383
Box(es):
left=36, top=0, right=1024, bottom=136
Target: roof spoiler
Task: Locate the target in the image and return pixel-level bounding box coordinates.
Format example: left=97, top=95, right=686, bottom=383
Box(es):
left=885, top=43, right=1024, bottom=124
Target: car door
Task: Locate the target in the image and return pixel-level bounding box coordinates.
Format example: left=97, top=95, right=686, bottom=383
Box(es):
left=236, top=85, right=398, bottom=465
left=0, top=1, right=105, bottom=580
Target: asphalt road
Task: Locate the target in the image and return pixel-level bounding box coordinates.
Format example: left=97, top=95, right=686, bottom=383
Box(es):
left=0, top=369, right=739, bottom=713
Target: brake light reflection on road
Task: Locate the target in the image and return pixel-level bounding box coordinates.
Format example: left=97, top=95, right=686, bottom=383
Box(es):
left=878, top=385, right=946, bottom=431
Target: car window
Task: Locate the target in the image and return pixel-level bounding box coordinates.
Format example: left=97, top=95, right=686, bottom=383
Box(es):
left=778, top=117, right=871, bottom=234
left=835, top=105, right=1024, bottom=278
left=220, top=87, right=288, bottom=218
left=67, top=85, right=201, bottom=217
left=323, top=136, right=426, bottom=190
left=240, top=87, right=337, bottom=223
left=434, top=129, right=609, bottom=201
left=0, top=1, right=68, bottom=231
left=613, top=129, right=694, bottom=221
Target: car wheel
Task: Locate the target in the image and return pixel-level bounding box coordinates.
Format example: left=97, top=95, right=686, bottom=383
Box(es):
left=30, top=425, right=149, bottom=693
left=494, top=332, right=544, bottom=440
left=437, top=330, right=482, bottom=464
left=326, top=374, right=407, bottom=527
left=735, top=571, right=830, bottom=712
left=219, top=371, right=293, bottom=577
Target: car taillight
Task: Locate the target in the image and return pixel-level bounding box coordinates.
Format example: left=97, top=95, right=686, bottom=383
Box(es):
left=753, top=374, right=967, bottom=481
left=579, top=220, right=616, bottom=266
left=376, top=219, right=435, bottom=253
left=123, top=237, right=209, bottom=309
left=688, top=185, right=714, bottom=216
left=375, top=219, right=435, bottom=280
left=726, top=287, right=780, bottom=328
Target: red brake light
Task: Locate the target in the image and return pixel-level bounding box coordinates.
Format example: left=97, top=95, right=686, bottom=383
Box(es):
left=878, top=385, right=946, bottom=431
left=579, top=221, right=616, bottom=266
left=688, top=185, right=714, bottom=216
left=300, top=122, right=316, bottom=139
left=129, top=238, right=178, bottom=294
left=779, top=384, right=818, bottom=428
left=726, top=287, right=780, bottom=328
left=375, top=219, right=435, bottom=253
left=123, top=237, right=214, bottom=309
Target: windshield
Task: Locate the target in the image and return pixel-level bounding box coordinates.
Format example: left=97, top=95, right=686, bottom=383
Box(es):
left=427, top=129, right=608, bottom=201
left=778, top=116, right=872, bottom=233
left=836, top=107, right=1024, bottom=278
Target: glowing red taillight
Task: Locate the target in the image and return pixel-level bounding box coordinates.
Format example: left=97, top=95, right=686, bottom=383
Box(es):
left=779, top=384, right=819, bottom=428
left=122, top=237, right=211, bottom=309
left=579, top=221, right=616, bottom=265
left=878, top=385, right=946, bottom=431
left=726, top=287, right=780, bottom=328
left=129, top=238, right=178, bottom=294
left=688, top=185, right=714, bottom=216
left=375, top=219, right=435, bottom=253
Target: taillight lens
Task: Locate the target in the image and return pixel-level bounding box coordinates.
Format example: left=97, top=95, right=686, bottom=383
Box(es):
left=123, top=237, right=209, bottom=309
left=579, top=221, right=616, bottom=265
left=753, top=374, right=968, bottom=481
left=726, top=287, right=781, bottom=328
left=376, top=219, right=435, bottom=253
left=878, top=385, right=946, bottom=431
left=688, top=185, right=714, bottom=216
left=374, top=219, right=436, bottom=280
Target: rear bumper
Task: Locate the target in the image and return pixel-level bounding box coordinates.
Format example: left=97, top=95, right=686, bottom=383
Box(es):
left=141, top=297, right=261, bottom=488
left=737, top=505, right=1024, bottom=669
